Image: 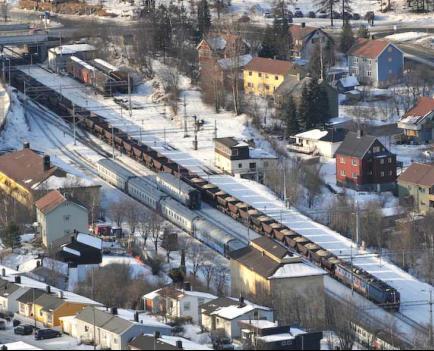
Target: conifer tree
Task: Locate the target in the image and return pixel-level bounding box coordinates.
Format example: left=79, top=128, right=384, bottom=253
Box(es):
left=197, top=0, right=211, bottom=37
left=340, top=21, right=355, bottom=53
left=282, top=95, right=300, bottom=138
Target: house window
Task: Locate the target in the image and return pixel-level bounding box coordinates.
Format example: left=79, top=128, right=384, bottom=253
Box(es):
left=258, top=73, right=262, bottom=78
left=388, top=47, right=393, bottom=52
left=275, top=75, right=279, bottom=80
left=388, top=157, right=392, bottom=163
left=368, top=59, right=372, bottom=64
left=249, top=71, right=252, bottom=76
left=247, top=82, right=253, bottom=88
left=352, top=172, right=358, bottom=179
left=389, top=171, right=393, bottom=176
left=388, top=57, right=392, bottom=62
left=265, top=74, right=269, bottom=79
left=63, top=215, right=70, bottom=221
left=352, top=159, right=358, bottom=166
left=367, top=71, right=372, bottom=77
left=380, top=159, right=385, bottom=164
left=249, top=162, right=256, bottom=169
left=238, top=163, right=242, bottom=168
left=340, top=157, right=345, bottom=164
left=183, top=302, right=191, bottom=311
left=373, top=146, right=380, bottom=153
left=340, top=170, right=346, bottom=176
left=265, top=84, right=270, bottom=90
left=354, top=57, right=359, bottom=63
left=381, top=171, right=385, bottom=177
left=85, top=326, right=89, bottom=332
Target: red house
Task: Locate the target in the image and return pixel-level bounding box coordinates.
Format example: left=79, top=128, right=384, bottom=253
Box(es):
left=335, top=131, right=397, bottom=191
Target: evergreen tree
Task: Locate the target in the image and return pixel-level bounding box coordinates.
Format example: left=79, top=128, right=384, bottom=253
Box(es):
left=317, top=84, right=331, bottom=127
left=197, top=0, right=211, bottom=37
left=298, top=82, right=315, bottom=131
left=153, top=5, right=173, bottom=56
left=316, top=0, right=339, bottom=27
left=340, top=0, right=352, bottom=26
left=340, top=21, right=355, bottom=53
left=281, top=95, right=300, bottom=138
left=357, top=24, right=369, bottom=38
left=1, top=222, right=20, bottom=248
left=259, top=25, right=278, bottom=58
left=272, top=3, right=292, bottom=60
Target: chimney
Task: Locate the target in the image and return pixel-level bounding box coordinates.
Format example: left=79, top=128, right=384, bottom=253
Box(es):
left=239, top=295, right=246, bottom=308
left=43, top=155, right=51, bottom=171
left=357, top=129, right=364, bottom=139
left=296, top=73, right=301, bottom=81
left=176, top=340, right=183, bottom=350
left=154, top=331, right=161, bottom=340
left=183, top=282, right=191, bottom=292
left=46, top=285, right=51, bottom=294
left=14, top=276, right=21, bottom=284
left=23, top=142, right=30, bottom=149
left=111, top=307, right=118, bottom=315
left=71, top=235, right=75, bottom=242
left=301, top=22, right=306, bottom=28
left=1, top=268, right=5, bottom=277
left=134, top=311, right=139, bottom=322
left=57, top=291, right=64, bottom=299
left=36, top=260, right=41, bottom=268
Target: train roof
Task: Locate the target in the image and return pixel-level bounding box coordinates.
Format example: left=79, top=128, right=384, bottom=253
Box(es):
left=70, top=56, right=95, bottom=71
left=160, top=198, right=198, bottom=222
left=128, top=177, right=165, bottom=200
left=93, top=58, right=118, bottom=72
left=194, top=218, right=241, bottom=244
left=97, top=158, right=135, bottom=180
left=156, top=172, right=197, bottom=194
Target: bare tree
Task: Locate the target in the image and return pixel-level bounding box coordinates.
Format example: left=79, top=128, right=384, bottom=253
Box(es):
left=137, top=211, right=150, bottom=248
left=213, top=265, right=229, bottom=296
left=148, top=212, right=163, bottom=254
left=185, top=239, right=206, bottom=278
left=158, top=66, right=180, bottom=115
left=200, top=255, right=216, bottom=290
left=124, top=199, right=140, bottom=235
left=302, top=163, right=323, bottom=208
left=109, top=199, right=127, bottom=227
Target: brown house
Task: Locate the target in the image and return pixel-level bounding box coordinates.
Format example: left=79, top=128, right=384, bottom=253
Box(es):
left=230, top=237, right=326, bottom=326
left=289, top=23, right=332, bottom=60
left=335, top=131, right=397, bottom=191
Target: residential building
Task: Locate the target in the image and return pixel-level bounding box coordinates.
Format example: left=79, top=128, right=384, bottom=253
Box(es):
left=54, top=232, right=103, bottom=266
left=0, top=279, right=28, bottom=314
left=32, top=293, right=88, bottom=327
left=347, top=39, right=404, bottom=88
left=238, top=320, right=323, bottom=350
left=200, top=296, right=273, bottom=339
left=0, top=145, right=65, bottom=209
left=230, top=237, right=326, bottom=325
left=129, top=334, right=211, bottom=350
left=289, top=23, right=333, bottom=60
left=243, top=57, right=301, bottom=97
left=398, top=96, right=434, bottom=144
left=398, top=162, right=434, bottom=214
left=214, top=137, right=277, bottom=183
left=288, top=128, right=347, bottom=158
left=143, top=285, right=216, bottom=324
left=63, top=307, right=171, bottom=350
left=26, top=265, right=69, bottom=291
left=35, top=190, right=89, bottom=248
left=48, top=44, right=96, bottom=72
left=274, top=76, right=339, bottom=118
left=335, top=130, right=397, bottom=191
left=335, top=75, right=360, bottom=93
left=17, top=288, right=45, bottom=318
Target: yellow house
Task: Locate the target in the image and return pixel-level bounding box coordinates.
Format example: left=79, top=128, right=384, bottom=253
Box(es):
left=243, top=57, right=298, bottom=97
left=230, top=237, right=326, bottom=326
left=32, top=293, right=88, bottom=327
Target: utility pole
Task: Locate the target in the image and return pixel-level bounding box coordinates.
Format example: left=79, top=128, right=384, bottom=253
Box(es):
left=72, top=104, right=76, bottom=146
left=128, top=73, right=132, bottom=119
left=430, top=290, right=433, bottom=347
left=111, top=125, right=115, bottom=160
left=320, top=40, right=324, bottom=81
left=355, top=199, right=360, bottom=247
left=164, top=127, right=166, bottom=147
left=193, top=115, right=198, bottom=150
left=183, top=95, right=188, bottom=138
left=214, top=119, right=217, bottom=139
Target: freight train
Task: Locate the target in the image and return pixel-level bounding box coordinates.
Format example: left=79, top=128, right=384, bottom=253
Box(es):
left=12, top=70, right=401, bottom=311
left=97, top=158, right=245, bottom=256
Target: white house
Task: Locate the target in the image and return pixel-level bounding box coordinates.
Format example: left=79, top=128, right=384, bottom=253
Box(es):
left=289, top=128, right=347, bottom=158
left=0, top=280, right=29, bottom=314
left=35, top=190, right=89, bottom=249
left=143, top=286, right=216, bottom=325
left=200, top=297, right=273, bottom=339
left=61, top=307, right=171, bottom=350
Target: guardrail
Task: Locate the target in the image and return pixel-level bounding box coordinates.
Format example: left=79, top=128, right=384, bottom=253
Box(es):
left=0, top=83, right=11, bottom=131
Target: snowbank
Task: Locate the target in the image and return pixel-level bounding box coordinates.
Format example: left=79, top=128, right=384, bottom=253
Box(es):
left=0, top=83, right=11, bottom=131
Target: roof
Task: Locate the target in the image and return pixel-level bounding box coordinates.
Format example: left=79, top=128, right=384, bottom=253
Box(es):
left=0, top=282, right=20, bottom=297
left=75, top=306, right=134, bottom=335
left=338, top=75, right=359, bottom=88
left=335, top=131, right=380, bottom=158
left=347, top=38, right=392, bottom=59
left=33, top=293, right=66, bottom=311
left=398, top=162, right=434, bottom=187
left=244, top=57, right=295, bottom=76
left=270, top=263, right=326, bottom=279
left=0, top=149, right=60, bottom=190
left=230, top=246, right=281, bottom=278
left=289, top=24, right=321, bottom=42
left=214, top=137, right=249, bottom=149
left=129, top=335, right=211, bottom=350
left=201, top=297, right=271, bottom=321
left=295, top=128, right=347, bottom=143
left=252, top=236, right=288, bottom=260
left=275, top=76, right=310, bottom=96
left=217, top=54, right=252, bottom=70
left=144, top=287, right=216, bottom=301
left=202, top=32, right=249, bottom=52
left=16, top=288, right=45, bottom=304
left=34, top=190, right=66, bottom=215
left=50, top=44, right=95, bottom=55
left=400, top=96, right=434, bottom=125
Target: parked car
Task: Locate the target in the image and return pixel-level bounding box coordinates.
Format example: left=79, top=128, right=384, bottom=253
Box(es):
left=294, top=10, right=303, bottom=17
left=332, top=11, right=341, bottom=19
left=353, top=13, right=361, bottom=20
left=343, top=11, right=353, bottom=20
left=0, top=320, right=6, bottom=330
left=12, top=319, right=21, bottom=327
left=263, top=11, right=272, bottom=18
left=34, top=329, right=62, bottom=340
left=0, top=312, right=13, bottom=321
left=14, top=324, right=34, bottom=335
left=317, top=11, right=328, bottom=18
left=308, top=11, right=316, bottom=18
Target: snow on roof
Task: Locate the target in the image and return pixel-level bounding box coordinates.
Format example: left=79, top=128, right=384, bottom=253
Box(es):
left=70, top=56, right=95, bottom=71
left=0, top=341, right=41, bottom=350
left=35, top=173, right=95, bottom=190
left=143, top=290, right=160, bottom=300
left=50, top=44, right=95, bottom=55
left=249, top=147, right=277, bottom=159
left=143, top=288, right=216, bottom=301
left=294, top=129, right=328, bottom=141
left=93, top=58, right=118, bottom=72
left=147, top=335, right=212, bottom=350
left=239, top=319, right=277, bottom=329
left=339, top=75, right=359, bottom=88
left=206, top=36, right=227, bottom=50
left=217, top=54, right=253, bottom=70
left=62, top=246, right=81, bottom=257
left=116, top=309, right=171, bottom=329
left=270, top=262, right=326, bottom=279
left=77, top=233, right=102, bottom=250
left=210, top=297, right=271, bottom=320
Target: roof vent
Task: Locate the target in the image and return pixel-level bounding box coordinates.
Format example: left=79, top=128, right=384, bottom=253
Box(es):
left=154, top=331, right=161, bottom=339
left=43, top=155, right=51, bottom=171
left=176, top=340, right=183, bottom=349
left=111, top=307, right=118, bottom=315
left=239, top=295, right=246, bottom=308
left=46, top=285, right=51, bottom=294
left=357, top=129, right=364, bottom=139
left=301, top=22, right=306, bottom=28
left=14, top=276, right=21, bottom=284
left=23, top=142, right=30, bottom=149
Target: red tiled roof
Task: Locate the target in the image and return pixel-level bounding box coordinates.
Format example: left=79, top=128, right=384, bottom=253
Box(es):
left=244, top=57, right=294, bottom=76
left=34, top=190, right=66, bottom=214
left=289, top=24, right=319, bottom=41
left=347, top=38, right=391, bottom=59
left=403, top=96, right=434, bottom=118
left=398, top=163, right=434, bottom=187
left=0, top=149, right=59, bottom=190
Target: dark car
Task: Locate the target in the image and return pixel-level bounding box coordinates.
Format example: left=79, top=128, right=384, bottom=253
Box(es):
left=34, top=328, right=61, bottom=340
left=317, top=11, right=328, bottom=18
left=353, top=13, right=361, bottom=20
left=294, top=10, right=303, bottom=18
left=343, top=11, right=353, bottom=20
left=14, top=324, right=34, bottom=336
left=308, top=11, right=316, bottom=18
left=332, top=11, right=341, bottom=19
left=364, top=11, right=375, bottom=20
